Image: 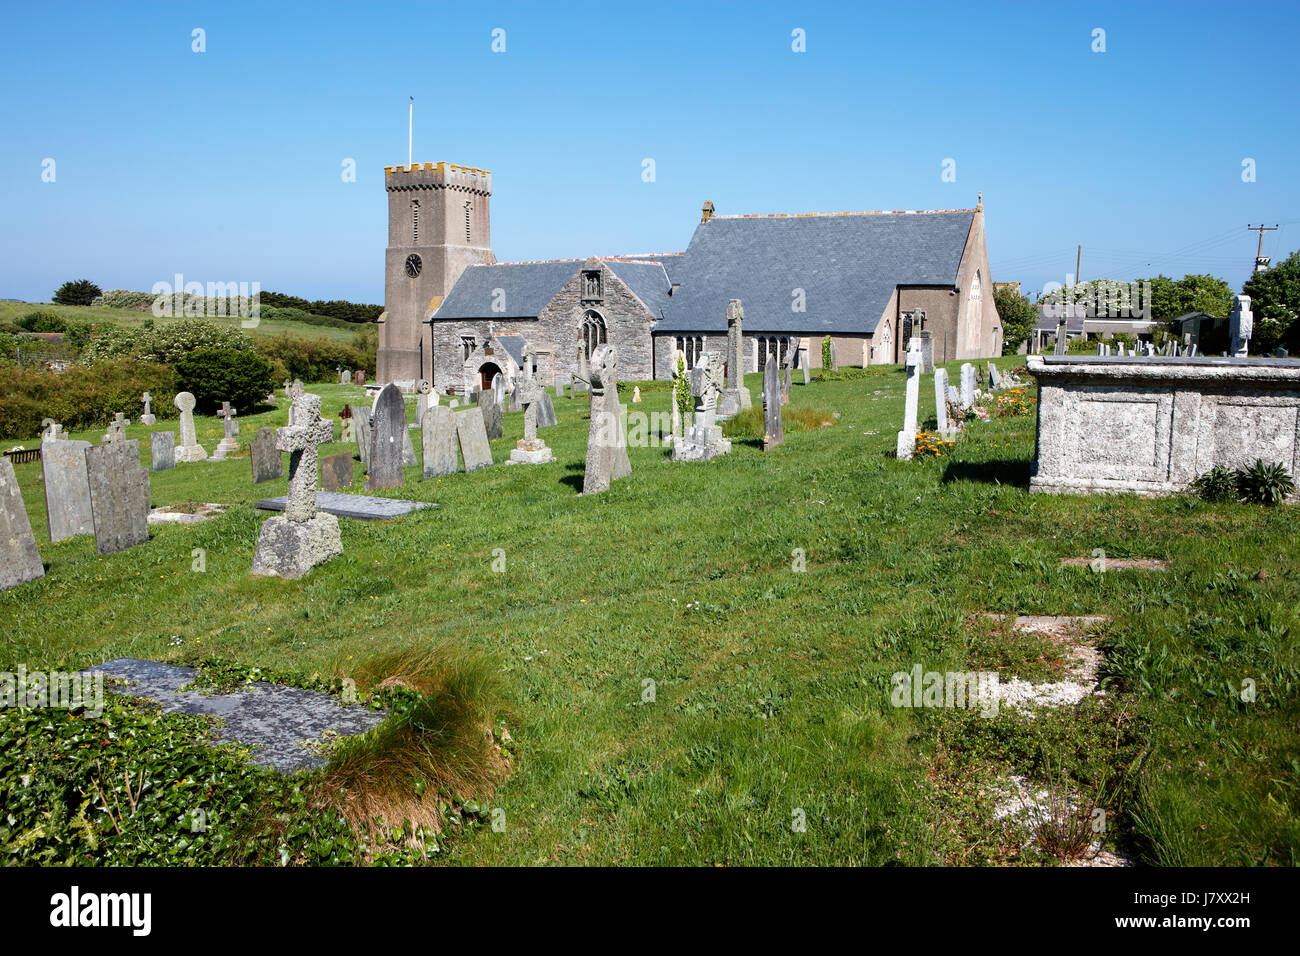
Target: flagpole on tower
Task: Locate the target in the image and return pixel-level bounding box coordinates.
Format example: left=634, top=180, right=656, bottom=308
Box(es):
left=408, top=96, right=413, bottom=166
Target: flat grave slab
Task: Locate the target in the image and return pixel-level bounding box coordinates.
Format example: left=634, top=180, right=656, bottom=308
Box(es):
left=82, top=657, right=385, bottom=773
left=255, top=490, right=436, bottom=521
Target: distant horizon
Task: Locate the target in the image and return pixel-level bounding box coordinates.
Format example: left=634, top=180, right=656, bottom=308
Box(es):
left=3, top=0, right=1296, bottom=304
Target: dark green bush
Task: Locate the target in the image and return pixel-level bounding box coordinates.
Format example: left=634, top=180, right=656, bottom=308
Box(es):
left=17, top=311, right=66, bottom=333
left=1236, top=459, right=1296, bottom=505
left=253, top=332, right=371, bottom=383
left=1191, top=466, right=1238, bottom=503
left=0, top=359, right=178, bottom=440
left=51, top=279, right=103, bottom=306
left=175, top=347, right=275, bottom=415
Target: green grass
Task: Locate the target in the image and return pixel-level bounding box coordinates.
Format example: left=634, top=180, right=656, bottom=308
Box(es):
left=0, top=300, right=360, bottom=344
left=1, top=356, right=1296, bottom=866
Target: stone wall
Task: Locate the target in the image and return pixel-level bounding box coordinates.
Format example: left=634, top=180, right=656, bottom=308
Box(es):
left=1028, top=355, right=1300, bottom=496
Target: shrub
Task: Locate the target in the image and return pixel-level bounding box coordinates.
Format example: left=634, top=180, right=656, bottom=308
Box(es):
left=0, top=359, right=178, bottom=440
left=1235, top=459, right=1295, bottom=505
left=175, top=347, right=275, bottom=414
left=17, top=311, right=66, bottom=333
left=822, top=335, right=832, bottom=370
left=98, top=289, right=159, bottom=310
left=82, top=318, right=255, bottom=365
left=52, top=279, right=103, bottom=306
left=253, top=332, right=371, bottom=383
left=1191, top=466, right=1237, bottom=503
left=674, top=354, right=691, bottom=422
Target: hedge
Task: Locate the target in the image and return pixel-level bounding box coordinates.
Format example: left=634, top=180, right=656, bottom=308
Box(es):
left=0, top=359, right=178, bottom=441
left=252, top=332, right=371, bottom=383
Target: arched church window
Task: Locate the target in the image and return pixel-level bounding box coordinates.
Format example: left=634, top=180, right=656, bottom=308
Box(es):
left=966, top=271, right=983, bottom=350
left=581, top=310, right=607, bottom=361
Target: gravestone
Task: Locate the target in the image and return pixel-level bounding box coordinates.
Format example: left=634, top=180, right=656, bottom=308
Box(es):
left=320, top=452, right=353, bottom=491
left=895, top=340, right=922, bottom=460
left=0, top=458, right=44, bottom=591
left=633, top=386, right=642, bottom=404
left=536, top=391, right=557, bottom=428
left=492, top=373, right=506, bottom=409
left=477, top=388, right=504, bottom=441
left=830, top=338, right=839, bottom=371
left=351, top=405, right=371, bottom=465
left=85, top=439, right=150, bottom=556
left=1054, top=312, right=1069, bottom=356
left=719, top=299, right=752, bottom=420
left=934, top=367, right=955, bottom=438
left=102, top=412, right=129, bottom=443
left=212, top=402, right=239, bottom=460
left=673, top=352, right=731, bottom=462
left=455, top=406, right=494, bottom=472
left=988, top=362, right=1002, bottom=390
left=959, top=363, right=976, bottom=410
left=367, top=383, right=407, bottom=490
left=762, top=355, right=784, bottom=451
left=918, top=330, right=935, bottom=374
left=354, top=370, right=365, bottom=386
left=150, top=431, right=175, bottom=472
left=782, top=367, right=791, bottom=405
left=339, top=404, right=354, bottom=442
left=1230, top=294, right=1253, bottom=357
left=802, top=354, right=810, bottom=386
left=415, top=380, right=434, bottom=424
left=582, top=344, right=631, bottom=494
left=173, top=392, right=207, bottom=463
left=41, top=419, right=64, bottom=441
left=508, top=344, right=556, bottom=465
left=251, top=426, right=282, bottom=483
left=140, top=392, right=157, bottom=426
left=251, top=393, right=341, bottom=579
left=422, top=405, right=460, bottom=478
left=287, top=380, right=305, bottom=426
left=339, top=367, right=351, bottom=385
left=41, top=439, right=94, bottom=542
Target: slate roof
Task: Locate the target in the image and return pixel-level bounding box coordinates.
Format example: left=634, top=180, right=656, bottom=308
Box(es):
left=655, top=211, right=975, bottom=335
left=604, top=260, right=674, bottom=319
left=493, top=332, right=527, bottom=367
left=435, top=260, right=584, bottom=320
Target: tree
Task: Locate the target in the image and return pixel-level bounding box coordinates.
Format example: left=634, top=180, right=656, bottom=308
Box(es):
left=1242, top=250, right=1300, bottom=354
left=175, top=347, right=275, bottom=414
left=993, top=285, right=1038, bottom=354
left=52, top=279, right=103, bottom=306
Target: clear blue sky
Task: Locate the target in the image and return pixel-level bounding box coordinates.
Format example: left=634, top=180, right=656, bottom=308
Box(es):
left=2, top=0, right=1297, bottom=305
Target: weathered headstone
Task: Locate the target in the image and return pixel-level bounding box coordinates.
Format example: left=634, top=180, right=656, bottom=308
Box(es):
left=340, top=367, right=351, bottom=385
left=672, top=352, right=731, bottom=462
left=959, top=363, right=976, bottom=410
left=763, top=355, right=783, bottom=451
left=287, top=380, right=304, bottom=426
left=896, top=340, right=922, bottom=460
left=140, top=392, right=157, bottom=426
left=41, top=439, right=94, bottom=542
left=492, top=372, right=506, bottom=409
left=102, top=412, right=129, bottom=443
left=320, top=452, right=353, bottom=491
left=918, top=330, right=935, bottom=374
left=421, top=405, right=460, bottom=478
left=934, top=367, right=955, bottom=438
left=85, top=439, right=150, bottom=556
left=173, top=392, right=207, bottom=463
left=1230, top=294, right=1253, bottom=357
left=536, top=391, right=557, bottom=428
left=351, top=405, right=371, bottom=465
left=354, top=370, right=366, bottom=386
left=415, top=380, right=434, bottom=424
left=454, top=406, right=493, bottom=472
left=782, top=366, right=792, bottom=405
left=988, top=362, right=1002, bottom=390
left=41, top=419, right=64, bottom=441
left=477, top=388, right=504, bottom=441
left=339, top=404, right=354, bottom=442
left=0, top=458, right=44, bottom=590
left=150, top=431, right=175, bottom=472
left=1054, top=312, right=1069, bottom=355
left=582, top=344, right=631, bottom=493
left=251, top=426, right=283, bottom=483
left=367, top=383, right=407, bottom=490
left=251, top=393, right=341, bottom=579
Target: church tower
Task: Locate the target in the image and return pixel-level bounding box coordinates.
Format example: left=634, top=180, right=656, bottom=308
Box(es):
left=378, top=162, right=495, bottom=384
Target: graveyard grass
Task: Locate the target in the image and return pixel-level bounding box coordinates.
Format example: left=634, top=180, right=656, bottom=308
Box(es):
left=2, top=357, right=1297, bottom=866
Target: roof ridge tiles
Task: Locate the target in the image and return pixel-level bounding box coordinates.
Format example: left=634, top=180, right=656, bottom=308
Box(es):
left=711, top=208, right=976, bottom=219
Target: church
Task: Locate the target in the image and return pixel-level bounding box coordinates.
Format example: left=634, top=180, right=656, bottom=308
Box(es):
left=375, top=161, right=1003, bottom=392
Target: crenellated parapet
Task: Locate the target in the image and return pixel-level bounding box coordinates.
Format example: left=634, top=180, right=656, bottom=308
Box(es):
left=384, top=162, right=492, bottom=196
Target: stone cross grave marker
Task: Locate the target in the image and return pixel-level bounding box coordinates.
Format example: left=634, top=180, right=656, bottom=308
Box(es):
left=41, top=418, right=64, bottom=441
left=339, top=404, right=354, bottom=443
left=251, top=393, right=341, bottom=579
left=212, top=402, right=239, bottom=459
left=85, top=439, right=150, bottom=556
left=0, top=458, right=44, bottom=591
left=367, top=383, right=406, bottom=490
left=140, top=392, right=157, bottom=426
left=41, top=439, right=94, bottom=543
left=102, top=412, right=129, bottom=443
left=672, top=352, right=731, bottom=462
left=508, top=344, right=556, bottom=464
left=173, top=392, right=207, bottom=462
left=582, top=344, right=631, bottom=494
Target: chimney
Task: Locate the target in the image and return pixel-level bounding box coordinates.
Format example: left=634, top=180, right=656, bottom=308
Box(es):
left=701, top=200, right=715, bottom=223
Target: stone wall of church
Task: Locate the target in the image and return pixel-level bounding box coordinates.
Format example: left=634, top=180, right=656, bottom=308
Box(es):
left=536, top=263, right=657, bottom=383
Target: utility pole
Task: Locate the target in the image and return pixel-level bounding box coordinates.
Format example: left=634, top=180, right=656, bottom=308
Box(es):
left=1076, top=245, right=1082, bottom=286
left=1247, top=224, right=1278, bottom=273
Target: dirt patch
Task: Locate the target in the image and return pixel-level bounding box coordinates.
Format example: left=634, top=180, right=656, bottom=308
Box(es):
left=1060, top=556, right=1168, bottom=570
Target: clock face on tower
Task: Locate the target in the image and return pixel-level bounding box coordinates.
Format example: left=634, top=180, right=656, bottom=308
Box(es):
left=405, top=254, right=422, bottom=278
